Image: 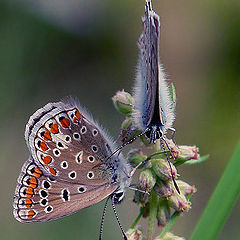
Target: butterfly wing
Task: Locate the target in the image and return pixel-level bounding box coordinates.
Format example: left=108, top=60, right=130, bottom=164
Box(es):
left=134, top=0, right=175, bottom=132
left=13, top=99, right=118, bottom=222
left=13, top=157, right=117, bottom=222
left=133, top=0, right=162, bottom=129
left=25, top=100, right=115, bottom=185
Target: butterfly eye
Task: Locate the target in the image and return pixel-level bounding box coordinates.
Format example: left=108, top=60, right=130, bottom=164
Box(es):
left=113, top=191, right=125, bottom=204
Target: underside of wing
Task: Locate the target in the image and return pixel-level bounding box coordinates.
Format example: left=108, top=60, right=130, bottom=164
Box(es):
left=13, top=157, right=118, bottom=222
left=133, top=0, right=161, bottom=130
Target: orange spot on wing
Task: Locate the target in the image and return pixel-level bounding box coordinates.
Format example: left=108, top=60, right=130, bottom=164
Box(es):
left=43, top=130, right=52, bottom=141
left=26, top=187, right=34, bottom=198
left=28, top=210, right=35, bottom=219
left=33, top=168, right=42, bottom=178
left=50, top=123, right=59, bottom=134
left=49, top=167, right=56, bottom=175
left=60, top=118, right=70, bottom=128
left=75, top=110, right=82, bottom=121
left=73, top=109, right=82, bottom=123
left=40, top=142, right=48, bottom=152
left=29, top=177, right=37, bottom=188
left=43, top=156, right=52, bottom=165
left=25, top=198, right=33, bottom=208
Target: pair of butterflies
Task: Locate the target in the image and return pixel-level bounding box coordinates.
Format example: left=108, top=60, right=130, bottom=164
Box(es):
left=13, top=0, right=176, bottom=238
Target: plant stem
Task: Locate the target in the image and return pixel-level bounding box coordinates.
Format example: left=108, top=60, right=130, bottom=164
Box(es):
left=147, top=190, right=158, bottom=240
left=159, top=211, right=180, bottom=238
left=130, top=207, right=143, bottom=229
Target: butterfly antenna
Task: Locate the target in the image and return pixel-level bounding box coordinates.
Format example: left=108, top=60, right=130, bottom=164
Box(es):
left=99, top=196, right=110, bottom=240
left=160, top=138, right=180, bottom=194
left=111, top=196, right=128, bottom=240
left=93, top=131, right=147, bottom=169
left=128, top=186, right=150, bottom=195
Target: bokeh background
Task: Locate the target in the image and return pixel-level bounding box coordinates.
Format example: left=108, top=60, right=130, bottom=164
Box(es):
left=0, top=0, right=239, bottom=239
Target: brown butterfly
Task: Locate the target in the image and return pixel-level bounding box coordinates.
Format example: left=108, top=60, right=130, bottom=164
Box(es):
left=13, top=98, right=131, bottom=239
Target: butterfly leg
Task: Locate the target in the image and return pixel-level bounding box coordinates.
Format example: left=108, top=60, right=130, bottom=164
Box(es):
left=168, top=127, right=178, bottom=148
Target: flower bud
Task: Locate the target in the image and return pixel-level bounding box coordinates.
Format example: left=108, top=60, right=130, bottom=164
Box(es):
left=133, top=190, right=149, bottom=206
left=174, top=145, right=200, bottom=160
left=142, top=202, right=150, bottom=218
left=151, top=159, right=178, bottom=181
left=128, top=149, right=147, bottom=168
left=176, top=180, right=197, bottom=197
left=157, top=201, right=170, bottom=227
left=126, top=226, right=144, bottom=240
left=121, top=117, right=134, bottom=130
left=112, top=90, right=134, bottom=115
left=155, top=232, right=185, bottom=240
left=155, top=180, right=174, bottom=199
left=168, top=193, right=191, bottom=212
left=139, top=169, right=156, bottom=192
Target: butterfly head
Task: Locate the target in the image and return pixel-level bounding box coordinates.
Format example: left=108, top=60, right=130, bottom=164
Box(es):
left=145, top=125, right=164, bottom=144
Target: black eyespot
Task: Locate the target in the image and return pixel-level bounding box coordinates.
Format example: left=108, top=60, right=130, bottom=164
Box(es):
left=43, top=181, right=51, bottom=189
left=87, top=171, right=94, bottom=179
left=78, top=187, right=86, bottom=193
left=73, top=133, right=80, bottom=140
left=57, top=142, right=64, bottom=148
left=88, top=156, right=95, bottom=162
left=46, top=206, right=53, bottom=212
left=40, top=190, right=48, bottom=198
left=92, top=145, right=98, bottom=153
left=37, top=140, right=41, bottom=148
left=69, top=171, right=76, bottom=179
left=41, top=199, right=48, bottom=206
left=62, top=189, right=69, bottom=201
left=92, top=129, right=98, bottom=136
left=54, top=149, right=60, bottom=156
left=81, top=126, right=87, bottom=134
left=61, top=161, right=68, bottom=169
left=65, top=136, right=70, bottom=142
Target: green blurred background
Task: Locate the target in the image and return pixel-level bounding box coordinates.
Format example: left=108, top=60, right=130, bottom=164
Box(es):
left=0, top=0, right=239, bottom=239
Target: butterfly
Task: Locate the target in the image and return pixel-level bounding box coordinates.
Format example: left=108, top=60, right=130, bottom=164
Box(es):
left=132, top=0, right=176, bottom=144
left=13, top=98, right=131, bottom=239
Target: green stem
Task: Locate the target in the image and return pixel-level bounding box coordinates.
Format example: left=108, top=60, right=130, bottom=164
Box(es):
left=130, top=208, right=143, bottom=229
left=159, top=211, right=180, bottom=238
left=147, top=191, right=158, bottom=240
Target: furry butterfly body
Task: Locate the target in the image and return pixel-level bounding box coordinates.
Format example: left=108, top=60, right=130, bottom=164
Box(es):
left=13, top=99, right=131, bottom=222
left=133, top=0, right=175, bottom=142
